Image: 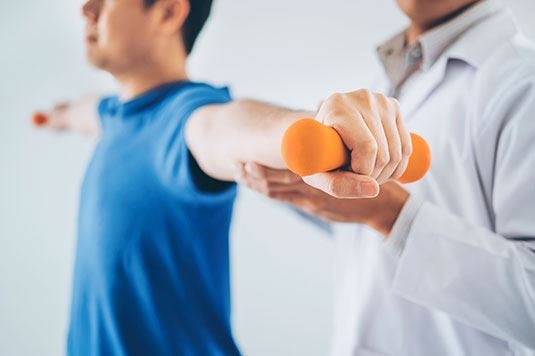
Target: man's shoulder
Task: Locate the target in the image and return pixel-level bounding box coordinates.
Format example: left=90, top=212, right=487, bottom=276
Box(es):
left=166, top=82, right=232, bottom=109
left=156, top=82, right=233, bottom=134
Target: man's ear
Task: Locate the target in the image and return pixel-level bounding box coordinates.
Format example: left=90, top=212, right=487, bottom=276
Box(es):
left=155, top=0, right=190, bottom=37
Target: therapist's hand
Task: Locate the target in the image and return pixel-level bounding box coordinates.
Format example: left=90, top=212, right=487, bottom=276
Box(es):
left=306, top=89, right=412, bottom=199
left=235, top=162, right=409, bottom=237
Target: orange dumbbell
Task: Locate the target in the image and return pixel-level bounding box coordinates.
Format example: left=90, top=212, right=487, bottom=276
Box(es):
left=281, top=118, right=431, bottom=184
left=32, top=112, right=49, bottom=127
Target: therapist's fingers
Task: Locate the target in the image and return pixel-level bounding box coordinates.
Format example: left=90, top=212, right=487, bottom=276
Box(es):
left=268, top=192, right=316, bottom=211
left=390, top=105, right=412, bottom=180
left=374, top=95, right=403, bottom=184
left=234, top=162, right=304, bottom=197
left=242, top=162, right=302, bottom=184
left=358, top=94, right=390, bottom=180
left=316, top=92, right=378, bottom=177
left=302, top=171, right=379, bottom=199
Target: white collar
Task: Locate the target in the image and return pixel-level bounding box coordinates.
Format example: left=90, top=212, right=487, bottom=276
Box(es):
left=418, top=0, right=502, bottom=70
left=376, top=0, right=512, bottom=75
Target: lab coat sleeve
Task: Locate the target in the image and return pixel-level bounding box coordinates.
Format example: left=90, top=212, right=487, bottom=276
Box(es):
left=383, top=192, right=425, bottom=256
left=390, top=73, right=535, bottom=349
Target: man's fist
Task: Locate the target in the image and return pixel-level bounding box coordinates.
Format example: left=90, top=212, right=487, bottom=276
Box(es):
left=31, top=95, right=100, bottom=136
left=32, top=102, right=70, bottom=130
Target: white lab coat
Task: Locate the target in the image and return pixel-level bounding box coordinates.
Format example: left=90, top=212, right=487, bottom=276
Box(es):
left=328, top=7, right=535, bottom=356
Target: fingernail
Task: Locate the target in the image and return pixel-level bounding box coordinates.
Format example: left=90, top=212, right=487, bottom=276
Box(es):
left=359, top=181, right=378, bottom=197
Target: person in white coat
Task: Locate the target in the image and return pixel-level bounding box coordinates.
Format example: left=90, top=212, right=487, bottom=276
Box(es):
left=234, top=0, right=535, bottom=355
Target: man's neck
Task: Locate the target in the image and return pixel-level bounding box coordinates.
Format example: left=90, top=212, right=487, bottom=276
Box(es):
left=405, top=1, right=480, bottom=46
left=115, top=62, right=188, bottom=101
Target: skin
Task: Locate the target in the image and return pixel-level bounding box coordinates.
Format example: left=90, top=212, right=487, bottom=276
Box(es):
left=187, top=91, right=410, bottom=193
left=35, top=0, right=411, bottom=199
left=298, top=91, right=411, bottom=198
left=82, top=0, right=189, bottom=99
left=235, top=162, right=409, bottom=236
left=238, top=0, right=481, bottom=237
left=399, top=0, right=481, bottom=45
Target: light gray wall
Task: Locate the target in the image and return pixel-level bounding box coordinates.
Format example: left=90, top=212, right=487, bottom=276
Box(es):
left=1, top=1, right=534, bottom=355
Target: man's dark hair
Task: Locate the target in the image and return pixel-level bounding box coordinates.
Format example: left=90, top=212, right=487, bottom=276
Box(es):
left=143, top=0, right=213, bottom=55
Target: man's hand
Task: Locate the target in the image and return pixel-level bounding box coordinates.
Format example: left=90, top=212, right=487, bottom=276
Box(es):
left=235, top=162, right=409, bottom=237
left=33, top=95, right=101, bottom=136
left=304, top=89, right=412, bottom=199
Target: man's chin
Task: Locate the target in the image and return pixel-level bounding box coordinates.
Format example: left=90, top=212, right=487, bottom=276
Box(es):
left=85, top=50, right=107, bottom=70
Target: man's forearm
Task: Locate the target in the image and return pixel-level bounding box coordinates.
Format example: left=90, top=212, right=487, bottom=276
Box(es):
left=186, top=99, right=312, bottom=181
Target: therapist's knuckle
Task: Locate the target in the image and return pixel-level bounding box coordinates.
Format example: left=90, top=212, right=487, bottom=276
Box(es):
left=365, top=89, right=376, bottom=107
left=389, top=147, right=402, bottom=165
left=388, top=102, right=399, bottom=122
left=358, top=88, right=372, bottom=99
left=391, top=167, right=404, bottom=180
left=361, top=138, right=378, bottom=156
left=402, top=139, right=413, bottom=158
left=371, top=92, right=386, bottom=114
left=375, top=92, right=389, bottom=107
left=321, top=100, right=347, bottom=122
left=376, top=150, right=390, bottom=169
left=330, top=107, right=348, bottom=121
left=325, top=92, right=345, bottom=108
left=345, top=89, right=362, bottom=103
left=391, top=97, right=401, bottom=113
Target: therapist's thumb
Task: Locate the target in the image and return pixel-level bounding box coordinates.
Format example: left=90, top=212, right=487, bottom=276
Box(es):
left=302, top=171, right=379, bottom=199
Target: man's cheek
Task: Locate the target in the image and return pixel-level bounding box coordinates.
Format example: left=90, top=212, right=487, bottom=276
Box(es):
left=98, top=12, right=118, bottom=48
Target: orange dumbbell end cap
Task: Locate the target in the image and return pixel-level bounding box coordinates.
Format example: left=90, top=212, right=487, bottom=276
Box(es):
left=397, top=133, right=431, bottom=184
left=281, top=118, right=349, bottom=176
left=32, top=112, right=49, bottom=127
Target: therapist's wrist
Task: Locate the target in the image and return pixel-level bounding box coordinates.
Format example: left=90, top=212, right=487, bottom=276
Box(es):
left=366, top=182, right=409, bottom=238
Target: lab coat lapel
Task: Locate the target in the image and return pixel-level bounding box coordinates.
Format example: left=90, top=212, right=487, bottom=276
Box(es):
left=400, top=58, right=449, bottom=119
left=401, top=9, right=518, bottom=119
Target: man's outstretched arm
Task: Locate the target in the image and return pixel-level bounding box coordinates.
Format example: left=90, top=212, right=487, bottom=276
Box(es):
left=186, top=99, right=310, bottom=181
left=33, top=95, right=101, bottom=137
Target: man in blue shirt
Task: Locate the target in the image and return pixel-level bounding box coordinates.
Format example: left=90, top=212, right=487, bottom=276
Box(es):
left=70, top=82, right=238, bottom=356
left=34, top=0, right=410, bottom=354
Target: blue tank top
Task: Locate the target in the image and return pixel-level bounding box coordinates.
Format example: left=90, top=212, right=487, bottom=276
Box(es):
left=67, top=81, right=241, bottom=356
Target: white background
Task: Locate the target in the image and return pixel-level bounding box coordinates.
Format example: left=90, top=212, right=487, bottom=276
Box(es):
left=1, top=0, right=534, bottom=355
